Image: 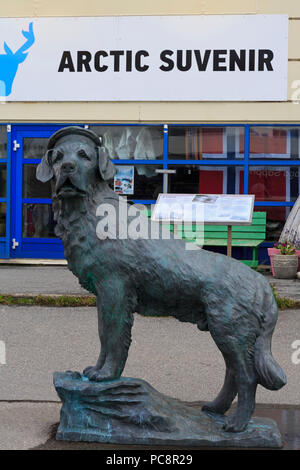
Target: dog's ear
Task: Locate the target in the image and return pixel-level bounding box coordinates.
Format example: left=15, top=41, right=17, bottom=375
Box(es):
left=36, top=150, right=54, bottom=182
left=97, top=147, right=116, bottom=181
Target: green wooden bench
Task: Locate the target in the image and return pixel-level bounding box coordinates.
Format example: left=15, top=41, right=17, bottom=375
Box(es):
left=144, top=210, right=266, bottom=268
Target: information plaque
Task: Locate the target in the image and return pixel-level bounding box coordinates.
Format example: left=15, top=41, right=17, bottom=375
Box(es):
left=152, top=194, right=255, bottom=225
left=151, top=194, right=255, bottom=256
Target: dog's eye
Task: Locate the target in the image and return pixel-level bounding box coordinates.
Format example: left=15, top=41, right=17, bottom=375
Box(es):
left=52, top=151, right=63, bottom=164
left=78, top=149, right=90, bottom=160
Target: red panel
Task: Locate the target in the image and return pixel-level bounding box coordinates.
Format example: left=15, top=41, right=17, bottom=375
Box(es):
left=266, top=171, right=286, bottom=201
left=249, top=170, right=268, bottom=201
left=201, top=128, right=223, bottom=154
left=239, top=134, right=244, bottom=154
left=250, top=129, right=287, bottom=155
left=240, top=129, right=287, bottom=155
left=199, top=169, right=224, bottom=194
left=239, top=170, right=286, bottom=201
left=239, top=171, right=244, bottom=193
left=239, top=169, right=286, bottom=221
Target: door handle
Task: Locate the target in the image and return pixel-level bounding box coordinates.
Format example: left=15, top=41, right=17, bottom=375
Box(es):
left=13, top=140, right=20, bottom=152
left=12, top=238, right=19, bottom=250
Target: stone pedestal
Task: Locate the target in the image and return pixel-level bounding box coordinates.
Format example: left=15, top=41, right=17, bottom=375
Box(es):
left=54, top=371, right=283, bottom=448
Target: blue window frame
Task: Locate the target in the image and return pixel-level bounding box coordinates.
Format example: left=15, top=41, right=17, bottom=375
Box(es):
left=89, top=123, right=300, bottom=251
left=1, top=122, right=300, bottom=260
left=0, top=125, right=10, bottom=258
left=10, top=126, right=67, bottom=258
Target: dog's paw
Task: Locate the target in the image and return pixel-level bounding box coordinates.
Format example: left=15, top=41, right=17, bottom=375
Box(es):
left=83, top=365, right=96, bottom=376
left=83, top=365, right=117, bottom=382
left=202, top=402, right=226, bottom=415
left=222, top=414, right=248, bottom=433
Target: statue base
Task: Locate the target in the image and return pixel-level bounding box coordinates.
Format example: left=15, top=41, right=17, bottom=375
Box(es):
left=54, top=371, right=283, bottom=448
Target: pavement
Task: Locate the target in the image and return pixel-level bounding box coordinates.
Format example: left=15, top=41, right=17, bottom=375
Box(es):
left=1, top=265, right=300, bottom=303
left=0, top=265, right=299, bottom=449
left=0, top=265, right=88, bottom=296
left=265, top=273, right=300, bottom=302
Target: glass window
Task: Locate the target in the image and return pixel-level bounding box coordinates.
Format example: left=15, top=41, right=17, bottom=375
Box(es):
left=238, top=166, right=299, bottom=203
left=254, top=206, right=290, bottom=243
left=168, top=127, right=244, bottom=160
left=22, top=204, right=56, bottom=238
left=249, top=127, right=300, bottom=160
left=89, top=126, right=163, bottom=160
left=23, top=164, right=51, bottom=198
left=0, top=163, right=6, bottom=198
left=23, top=138, right=48, bottom=159
left=112, top=165, right=163, bottom=200
left=0, top=126, right=7, bottom=159
left=168, top=165, right=243, bottom=195
left=0, top=202, right=5, bottom=236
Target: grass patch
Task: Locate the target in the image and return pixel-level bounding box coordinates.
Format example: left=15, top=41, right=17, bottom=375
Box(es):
left=0, top=294, right=96, bottom=307
left=270, top=285, right=300, bottom=310
left=0, top=287, right=299, bottom=310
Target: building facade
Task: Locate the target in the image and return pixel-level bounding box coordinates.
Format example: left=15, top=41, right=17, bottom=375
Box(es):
left=0, top=1, right=299, bottom=262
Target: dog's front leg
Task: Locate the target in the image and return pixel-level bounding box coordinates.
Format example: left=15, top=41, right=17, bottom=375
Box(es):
left=83, top=282, right=134, bottom=382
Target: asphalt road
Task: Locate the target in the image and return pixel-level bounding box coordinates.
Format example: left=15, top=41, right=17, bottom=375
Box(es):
left=0, top=305, right=299, bottom=405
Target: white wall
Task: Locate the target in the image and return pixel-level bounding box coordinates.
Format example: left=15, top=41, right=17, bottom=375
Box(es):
left=0, top=0, right=299, bottom=123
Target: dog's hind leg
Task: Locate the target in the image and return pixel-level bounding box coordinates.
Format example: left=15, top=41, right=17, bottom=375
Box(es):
left=202, top=354, right=237, bottom=415
left=207, top=313, right=258, bottom=432
left=218, top=347, right=257, bottom=432
left=83, top=278, right=135, bottom=382
left=223, top=360, right=257, bottom=433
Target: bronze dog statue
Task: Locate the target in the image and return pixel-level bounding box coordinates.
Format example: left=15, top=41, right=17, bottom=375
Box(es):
left=36, top=127, right=286, bottom=433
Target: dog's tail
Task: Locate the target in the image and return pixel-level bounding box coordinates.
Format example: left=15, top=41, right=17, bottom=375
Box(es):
left=254, top=293, right=287, bottom=391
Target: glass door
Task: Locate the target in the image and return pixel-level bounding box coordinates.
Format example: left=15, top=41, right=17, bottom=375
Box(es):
left=10, top=125, right=65, bottom=259
left=0, top=125, right=9, bottom=258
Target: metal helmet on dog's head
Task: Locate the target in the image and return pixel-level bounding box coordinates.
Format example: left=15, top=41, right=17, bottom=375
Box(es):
left=36, top=126, right=116, bottom=185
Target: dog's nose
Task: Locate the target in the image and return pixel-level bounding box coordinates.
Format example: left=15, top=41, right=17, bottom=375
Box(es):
left=61, top=161, right=76, bottom=172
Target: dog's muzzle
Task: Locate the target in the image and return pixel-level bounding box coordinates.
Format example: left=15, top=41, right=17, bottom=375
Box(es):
left=55, top=171, right=87, bottom=198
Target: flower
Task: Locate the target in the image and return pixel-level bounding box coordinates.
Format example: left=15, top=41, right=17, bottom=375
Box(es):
left=273, top=241, right=296, bottom=255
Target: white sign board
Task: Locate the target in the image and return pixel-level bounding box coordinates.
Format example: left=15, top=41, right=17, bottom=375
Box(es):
left=152, top=194, right=255, bottom=225
left=0, top=15, right=288, bottom=101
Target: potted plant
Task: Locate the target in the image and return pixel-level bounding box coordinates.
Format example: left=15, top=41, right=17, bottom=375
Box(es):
left=268, top=243, right=300, bottom=276
left=272, top=242, right=298, bottom=279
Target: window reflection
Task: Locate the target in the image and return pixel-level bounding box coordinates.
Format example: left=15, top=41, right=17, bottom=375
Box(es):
left=0, top=126, right=7, bottom=159
left=89, top=126, right=163, bottom=160
left=254, top=206, right=290, bottom=243
left=22, top=204, right=56, bottom=238
left=23, top=138, right=48, bottom=159
left=168, top=165, right=243, bottom=195
left=111, top=165, right=163, bottom=200
left=249, top=127, right=300, bottom=159
left=0, top=163, right=6, bottom=198
left=168, top=127, right=244, bottom=160
left=0, top=202, right=5, bottom=237
left=238, top=166, right=300, bottom=203
left=23, top=164, right=51, bottom=198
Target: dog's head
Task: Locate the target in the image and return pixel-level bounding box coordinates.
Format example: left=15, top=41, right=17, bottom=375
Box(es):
left=36, top=127, right=116, bottom=199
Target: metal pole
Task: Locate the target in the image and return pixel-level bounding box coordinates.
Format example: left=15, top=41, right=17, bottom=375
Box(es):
left=227, top=225, right=232, bottom=257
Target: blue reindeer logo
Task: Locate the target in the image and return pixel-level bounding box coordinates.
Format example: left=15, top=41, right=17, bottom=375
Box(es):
left=0, top=22, right=35, bottom=97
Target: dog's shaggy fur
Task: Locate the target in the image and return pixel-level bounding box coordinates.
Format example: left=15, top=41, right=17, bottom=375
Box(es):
left=37, top=127, right=286, bottom=432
